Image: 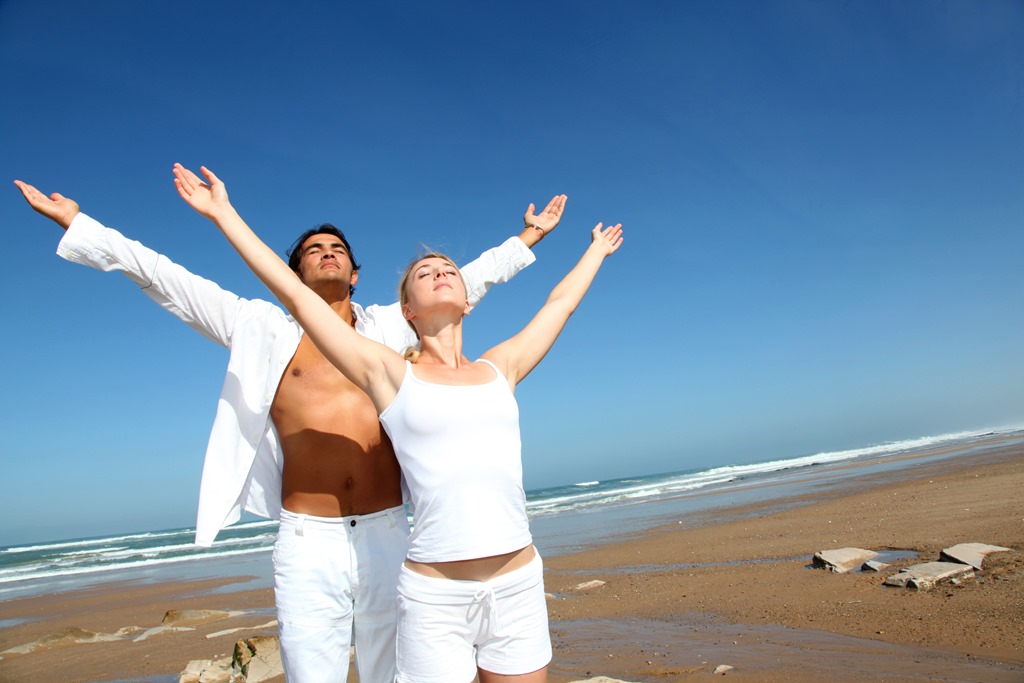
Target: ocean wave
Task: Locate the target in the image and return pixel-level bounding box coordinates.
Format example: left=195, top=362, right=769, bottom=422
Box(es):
left=1, top=528, right=192, bottom=554
left=524, top=428, right=1007, bottom=518
left=1, top=518, right=279, bottom=555
left=59, top=546, right=130, bottom=558
left=0, top=545, right=273, bottom=585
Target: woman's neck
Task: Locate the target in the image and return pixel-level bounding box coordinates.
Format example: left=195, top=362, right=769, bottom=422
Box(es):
left=415, top=323, right=466, bottom=369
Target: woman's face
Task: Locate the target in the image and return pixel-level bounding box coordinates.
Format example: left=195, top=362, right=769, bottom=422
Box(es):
left=401, top=256, right=469, bottom=322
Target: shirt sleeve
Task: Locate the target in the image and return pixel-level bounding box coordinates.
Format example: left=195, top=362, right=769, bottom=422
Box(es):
left=56, top=212, right=247, bottom=348
left=358, top=235, right=537, bottom=352
left=458, top=235, right=536, bottom=308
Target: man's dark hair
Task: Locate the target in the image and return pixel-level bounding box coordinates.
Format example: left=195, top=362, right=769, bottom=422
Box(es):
left=286, top=224, right=361, bottom=295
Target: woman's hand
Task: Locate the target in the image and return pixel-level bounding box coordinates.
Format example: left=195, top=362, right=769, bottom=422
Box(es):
left=589, top=222, right=624, bottom=257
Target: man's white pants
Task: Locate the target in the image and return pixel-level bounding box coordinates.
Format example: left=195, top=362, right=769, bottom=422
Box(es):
left=273, top=506, right=410, bottom=683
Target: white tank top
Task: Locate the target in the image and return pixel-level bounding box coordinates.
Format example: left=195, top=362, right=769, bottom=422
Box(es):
left=379, top=359, right=532, bottom=562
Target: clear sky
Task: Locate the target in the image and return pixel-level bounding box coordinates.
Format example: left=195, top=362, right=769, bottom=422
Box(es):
left=1, top=1, right=1021, bottom=547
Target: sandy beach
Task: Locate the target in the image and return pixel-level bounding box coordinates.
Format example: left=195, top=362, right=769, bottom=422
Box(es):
left=544, top=440, right=1024, bottom=682
left=1, top=441, right=1020, bottom=682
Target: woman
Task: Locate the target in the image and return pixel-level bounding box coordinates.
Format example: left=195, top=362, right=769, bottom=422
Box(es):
left=174, top=163, right=623, bottom=683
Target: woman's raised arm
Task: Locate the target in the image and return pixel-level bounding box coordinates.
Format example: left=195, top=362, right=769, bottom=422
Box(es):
left=484, top=222, right=623, bottom=387
left=172, top=164, right=404, bottom=411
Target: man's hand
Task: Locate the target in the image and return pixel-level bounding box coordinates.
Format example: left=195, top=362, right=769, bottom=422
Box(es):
left=173, top=163, right=231, bottom=220
left=13, top=180, right=80, bottom=230
left=520, top=194, right=567, bottom=248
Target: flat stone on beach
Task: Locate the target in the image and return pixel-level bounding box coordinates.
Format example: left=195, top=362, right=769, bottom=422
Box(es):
left=233, top=635, right=284, bottom=682
left=883, top=562, right=975, bottom=590
left=939, top=542, right=1011, bottom=569
left=812, top=547, right=879, bottom=573
left=179, top=659, right=217, bottom=683
left=181, top=657, right=232, bottom=683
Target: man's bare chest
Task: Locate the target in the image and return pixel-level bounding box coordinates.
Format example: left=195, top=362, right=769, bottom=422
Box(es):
left=271, top=336, right=378, bottom=425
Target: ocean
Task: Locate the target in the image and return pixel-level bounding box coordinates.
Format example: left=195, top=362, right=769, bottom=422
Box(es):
left=2, top=427, right=1021, bottom=603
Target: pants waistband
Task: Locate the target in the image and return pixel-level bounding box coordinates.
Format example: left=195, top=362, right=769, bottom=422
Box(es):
left=279, top=505, right=406, bottom=536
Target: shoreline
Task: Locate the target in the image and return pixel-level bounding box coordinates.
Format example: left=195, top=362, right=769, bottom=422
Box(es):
left=1, top=443, right=1021, bottom=682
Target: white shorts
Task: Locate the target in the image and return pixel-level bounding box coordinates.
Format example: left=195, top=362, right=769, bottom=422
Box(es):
left=395, top=552, right=551, bottom=683
left=273, top=506, right=410, bottom=683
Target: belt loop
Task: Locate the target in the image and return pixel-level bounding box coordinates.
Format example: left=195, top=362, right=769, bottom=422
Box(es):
left=386, top=508, right=397, bottom=529
left=295, top=513, right=306, bottom=536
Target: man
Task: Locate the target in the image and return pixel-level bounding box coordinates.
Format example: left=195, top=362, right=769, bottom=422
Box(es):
left=14, top=174, right=565, bottom=683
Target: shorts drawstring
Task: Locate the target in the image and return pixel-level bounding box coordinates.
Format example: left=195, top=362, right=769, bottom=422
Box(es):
left=470, top=586, right=504, bottom=638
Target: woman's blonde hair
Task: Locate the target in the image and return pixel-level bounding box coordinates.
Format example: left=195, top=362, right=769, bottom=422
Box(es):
left=398, top=251, right=466, bottom=363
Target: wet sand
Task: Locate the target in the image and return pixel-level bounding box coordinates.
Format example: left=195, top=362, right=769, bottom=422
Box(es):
left=1, top=442, right=1021, bottom=682
left=0, top=576, right=281, bottom=682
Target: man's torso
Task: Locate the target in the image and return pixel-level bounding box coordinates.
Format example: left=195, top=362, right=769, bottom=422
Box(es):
left=271, top=333, right=403, bottom=517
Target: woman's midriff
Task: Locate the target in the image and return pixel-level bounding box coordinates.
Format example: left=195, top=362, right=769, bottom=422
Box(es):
left=404, top=544, right=536, bottom=582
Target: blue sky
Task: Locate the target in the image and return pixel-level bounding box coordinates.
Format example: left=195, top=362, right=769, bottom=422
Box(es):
left=1, top=1, right=1021, bottom=546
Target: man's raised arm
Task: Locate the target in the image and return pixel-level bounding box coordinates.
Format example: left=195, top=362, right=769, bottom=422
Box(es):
left=13, top=178, right=256, bottom=348
left=518, top=194, right=566, bottom=250
left=14, top=180, right=80, bottom=229
left=360, top=194, right=568, bottom=352
left=459, top=193, right=567, bottom=308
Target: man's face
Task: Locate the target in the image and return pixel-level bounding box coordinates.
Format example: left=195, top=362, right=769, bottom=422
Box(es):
left=296, top=233, right=359, bottom=291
